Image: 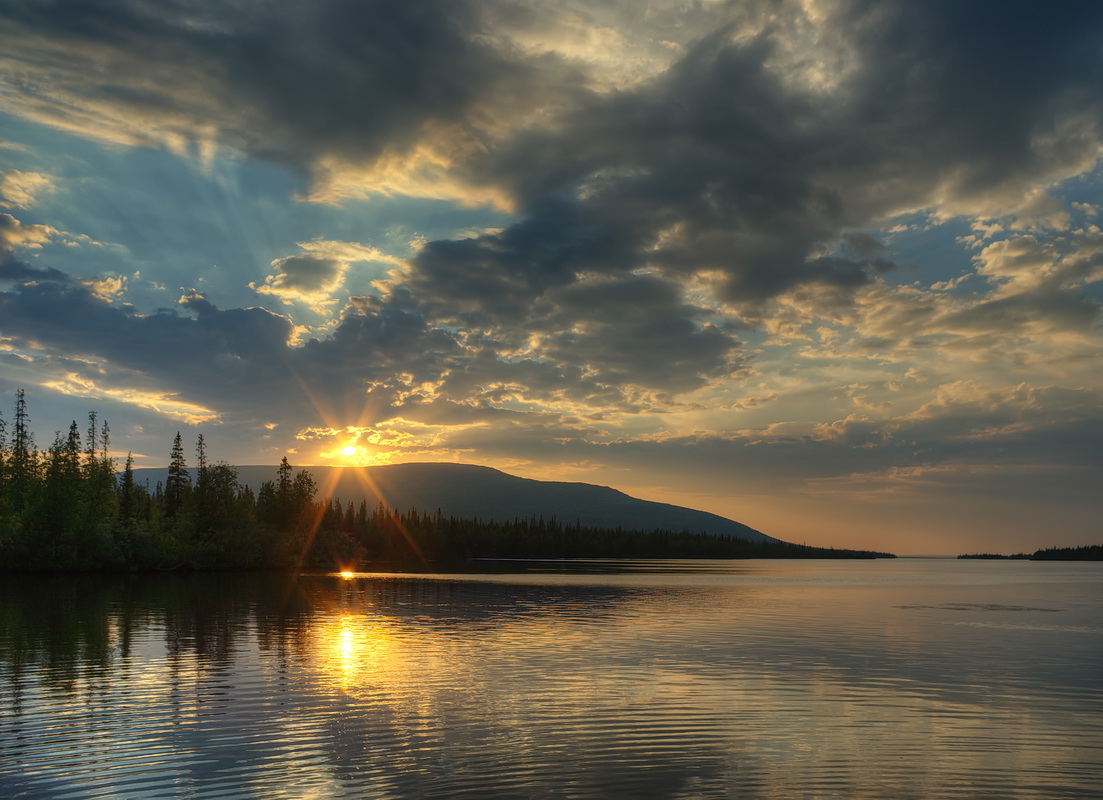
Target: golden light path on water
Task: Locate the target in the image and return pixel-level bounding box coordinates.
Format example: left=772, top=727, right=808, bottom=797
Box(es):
left=1, top=560, right=1101, bottom=799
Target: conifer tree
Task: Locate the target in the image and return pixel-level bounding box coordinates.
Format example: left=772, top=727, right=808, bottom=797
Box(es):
left=118, top=453, right=137, bottom=522
left=277, top=456, right=292, bottom=500
left=0, top=412, right=8, bottom=514
left=82, top=411, right=116, bottom=524
left=9, top=389, right=35, bottom=513
left=64, top=420, right=82, bottom=478
left=193, top=433, right=210, bottom=520
left=195, top=433, right=208, bottom=474
left=33, top=422, right=85, bottom=563
left=85, top=410, right=98, bottom=471
left=164, top=431, right=190, bottom=519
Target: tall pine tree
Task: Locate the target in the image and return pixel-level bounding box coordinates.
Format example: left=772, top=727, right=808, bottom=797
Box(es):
left=9, top=389, right=35, bottom=514
left=164, top=431, right=190, bottom=519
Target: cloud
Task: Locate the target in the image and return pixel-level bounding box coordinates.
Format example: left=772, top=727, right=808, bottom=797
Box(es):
left=253, top=254, right=349, bottom=307
left=770, top=221, right=1103, bottom=369
left=0, top=255, right=301, bottom=419
left=972, top=230, right=1103, bottom=296
left=0, top=0, right=579, bottom=202
left=441, top=0, right=1102, bottom=312
left=536, top=274, right=743, bottom=393
left=339, top=0, right=1102, bottom=414
left=0, top=0, right=1101, bottom=550
left=0, top=170, right=55, bottom=209
left=428, top=378, right=1103, bottom=509
left=6, top=0, right=1103, bottom=328
left=252, top=239, right=406, bottom=309
left=0, top=213, right=57, bottom=252
left=42, top=372, right=220, bottom=425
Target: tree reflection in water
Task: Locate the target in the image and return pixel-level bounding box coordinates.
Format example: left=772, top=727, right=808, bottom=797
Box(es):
left=2, top=567, right=1100, bottom=800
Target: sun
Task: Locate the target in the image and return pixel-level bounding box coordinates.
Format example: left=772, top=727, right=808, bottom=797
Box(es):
left=322, top=441, right=389, bottom=467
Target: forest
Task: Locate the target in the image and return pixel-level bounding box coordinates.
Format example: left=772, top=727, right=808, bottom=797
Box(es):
left=0, top=391, right=892, bottom=572
left=1030, top=545, right=1103, bottom=561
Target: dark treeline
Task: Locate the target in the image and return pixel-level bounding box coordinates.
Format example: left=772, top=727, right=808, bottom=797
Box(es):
left=0, top=392, right=891, bottom=572
left=957, top=545, right=1103, bottom=561
left=957, top=553, right=1032, bottom=560
left=1030, top=544, right=1103, bottom=561
left=320, top=503, right=892, bottom=564
left=0, top=391, right=342, bottom=571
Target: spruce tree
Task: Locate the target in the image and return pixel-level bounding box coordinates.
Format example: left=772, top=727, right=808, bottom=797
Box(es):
left=164, top=431, right=190, bottom=519
left=195, top=433, right=208, bottom=474
left=118, top=453, right=137, bottom=522
left=33, top=422, right=84, bottom=564
left=85, top=410, right=98, bottom=472
left=194, top=433, right=210, bottom=519
left=277, top=456, right=292, bottom=500
left=10, top=389, right=35, bottom=513
left=0, top=412, right=8, bottom=514
left=82, top=411, right=116, bottom=524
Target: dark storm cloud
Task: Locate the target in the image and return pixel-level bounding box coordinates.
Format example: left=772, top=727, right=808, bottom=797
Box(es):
left=6, top=0, right=1102, bottom=338
left=312, top=0, right=1103, bottom=421
left=6, top=0, right=1102, bottom=294
left=536, top=275, right=741, bottom=391
left=176, top=293, right=296, bottom=363
left=298, top=294, right=460, bottom=383
left=0, top=0, right=571, bottom=176
left=396, top=274, right=746, bottom=410
left=420, top=0, right=1103, bottom=317
left=0, top=274, right=292, bottom=389
left=259, top=255, right=343, bottom=295
left=426, top=29, right=855, bottom=309
left=0, top=251, right=67, bottom=283
left=0, top=234, right=684, bottom=425
left=408, top=195, right=642, bottom=325
left=0, top=252, right=464, bottom=422
left=407, top=220, right=746, bottom=397
left=3, top=0, right=1103, bottom=453
left=840, top=0, right=1103, bottom=195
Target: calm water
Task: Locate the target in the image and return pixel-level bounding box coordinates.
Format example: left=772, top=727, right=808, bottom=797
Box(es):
left=1, top=559, right=1101, bottom=799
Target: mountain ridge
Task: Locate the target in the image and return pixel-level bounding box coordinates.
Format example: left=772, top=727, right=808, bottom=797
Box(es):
left=129, top=461, right=778, bottom=543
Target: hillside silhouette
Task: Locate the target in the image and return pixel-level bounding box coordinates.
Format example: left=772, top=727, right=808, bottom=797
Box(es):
left=130, top=462, right=778, bottom=543
left=1, top=393, right=894, bottom=572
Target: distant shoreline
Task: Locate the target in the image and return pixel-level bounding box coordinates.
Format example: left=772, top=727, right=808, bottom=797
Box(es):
left=0, top=547, right=898, bottom=576
left=958, top=545, right=1103, bottom=561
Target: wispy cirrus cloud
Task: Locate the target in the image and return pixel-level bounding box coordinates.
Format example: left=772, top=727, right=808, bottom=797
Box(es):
left=0, top=170, right=55, bottom=209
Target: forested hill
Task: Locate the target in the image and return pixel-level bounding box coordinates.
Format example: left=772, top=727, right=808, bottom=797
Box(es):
left=130, top=462, right=779, bottom=544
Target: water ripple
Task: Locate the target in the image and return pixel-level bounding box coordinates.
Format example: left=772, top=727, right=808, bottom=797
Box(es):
left=2, top=563, right=1101, bottom=799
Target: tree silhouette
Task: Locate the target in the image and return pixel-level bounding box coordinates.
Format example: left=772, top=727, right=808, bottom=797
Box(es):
left=0, top=390, right=898, bottom=573
left=9, top=388, right=35, bottom=514
left=164, top=432, right=190, bottom=519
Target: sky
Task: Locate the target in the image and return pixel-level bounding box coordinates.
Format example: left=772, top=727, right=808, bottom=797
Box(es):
left=1, top=0, right=1101, bottom=555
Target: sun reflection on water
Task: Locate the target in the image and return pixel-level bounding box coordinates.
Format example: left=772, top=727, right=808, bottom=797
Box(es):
left=3, top=566, right=1100, bottom=800
left=314, top=608, right=400, bottom=692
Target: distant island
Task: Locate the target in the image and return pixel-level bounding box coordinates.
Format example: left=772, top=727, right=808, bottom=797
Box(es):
left=0, top=392, right=894, bottom=572
left=958, top=545, right=1103, bottom=561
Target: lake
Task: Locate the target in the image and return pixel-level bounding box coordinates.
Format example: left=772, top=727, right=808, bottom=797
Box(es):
left=1, top=558, right=1101, bottom=799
